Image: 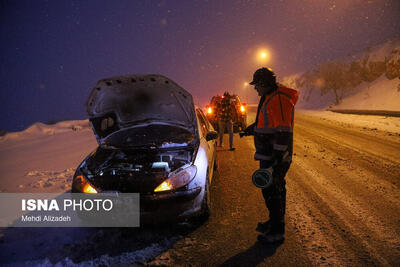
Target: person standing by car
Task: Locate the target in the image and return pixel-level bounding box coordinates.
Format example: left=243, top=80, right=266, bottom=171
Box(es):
left=216, top=91, right=236, bottom=151
left=242, top=67, right=298, bottom=243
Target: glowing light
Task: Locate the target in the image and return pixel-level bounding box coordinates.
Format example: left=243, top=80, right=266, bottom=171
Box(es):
left=154, top=180, right=172, bottom=192
left=243, top=82, right=248, bottom=86
left=255, top=48, right=271, bottom=64
left=207, top=107, right=212, bottom=114
left=74, top=175, right=98, bottom=193
left=240, top=105, right=245, bottom=112
left=83, top=183, right=98, bottom=194
left=258, top=50, right=269, bottom=60
left=154, top=165, right=197, bottom=192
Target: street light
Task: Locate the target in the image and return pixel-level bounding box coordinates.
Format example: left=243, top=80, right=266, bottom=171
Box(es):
left=255, top=49, right=270, bottom=64
left=260, top=52, right=267, bottom=59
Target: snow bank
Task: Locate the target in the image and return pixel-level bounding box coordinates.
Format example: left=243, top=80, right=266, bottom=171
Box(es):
left=19, top=241, right=173, bottom=267
left=334, top=75, right=400, bottom=111
left=0, top=119, right=97, bottom=193
left=297, top=109, right=400, bottom=134
left=0, top=119, right=91, bottom=142
left=292, top=74, right=400, bottom=111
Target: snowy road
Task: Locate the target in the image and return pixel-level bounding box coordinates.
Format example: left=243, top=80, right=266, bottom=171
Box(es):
left=0, top=110, right=399, bottom=266
left=148, top=111, right=400, bottom=266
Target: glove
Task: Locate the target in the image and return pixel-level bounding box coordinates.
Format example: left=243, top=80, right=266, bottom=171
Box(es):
left=240, top=123, right=255, bottom=138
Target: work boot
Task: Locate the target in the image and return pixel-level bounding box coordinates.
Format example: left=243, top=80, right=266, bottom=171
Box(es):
left=257, top=222, right=285, bottom=244
left=256, top=220, right=271, bottom=233
left=229, top=147, right=236, bottom=151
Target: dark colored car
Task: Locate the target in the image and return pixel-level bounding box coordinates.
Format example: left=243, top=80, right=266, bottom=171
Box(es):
left=72, top=74, right=218, bottom=223
left=205, top=94, right=247, bottom=132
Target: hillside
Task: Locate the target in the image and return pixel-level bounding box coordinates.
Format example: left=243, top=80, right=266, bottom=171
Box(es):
left=282, top=37, right=400, bottom=110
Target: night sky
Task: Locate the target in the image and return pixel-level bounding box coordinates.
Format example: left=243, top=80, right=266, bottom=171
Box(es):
left=1, top=0, right=399, bottom=132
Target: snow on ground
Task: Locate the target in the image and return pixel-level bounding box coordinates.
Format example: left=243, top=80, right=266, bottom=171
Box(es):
left=25, top=168, right=75, bottom=191
left=13, top=239, right=176, bottom=267
left=0, top=120, right=97, bottom=193
left=297, top=109, right=400, bottom=135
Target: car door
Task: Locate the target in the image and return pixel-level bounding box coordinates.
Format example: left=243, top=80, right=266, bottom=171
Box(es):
left=196, top=108, right=216, bottom=182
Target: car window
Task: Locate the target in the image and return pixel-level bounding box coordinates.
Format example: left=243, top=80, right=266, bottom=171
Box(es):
left=198, top=108, right=212, bottom=131
left=196, top=109, right=208, bottom=136
left=203, top=112, right=213, bottom=131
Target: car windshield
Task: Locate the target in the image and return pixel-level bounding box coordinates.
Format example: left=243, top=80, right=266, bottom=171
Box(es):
left=101, top=123, right=196, bottom=148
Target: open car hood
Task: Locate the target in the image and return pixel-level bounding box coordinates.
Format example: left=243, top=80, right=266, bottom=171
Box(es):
left=86, top=74, right=198, bottom=144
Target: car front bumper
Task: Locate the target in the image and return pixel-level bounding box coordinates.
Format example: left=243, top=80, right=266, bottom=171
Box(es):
left=140, top=186, right=203, bottom=224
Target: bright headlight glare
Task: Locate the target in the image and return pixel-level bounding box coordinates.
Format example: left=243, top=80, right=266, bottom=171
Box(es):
left=73, top=175, right=98, bottom=194
left=154, top=165, right=197, bottom=192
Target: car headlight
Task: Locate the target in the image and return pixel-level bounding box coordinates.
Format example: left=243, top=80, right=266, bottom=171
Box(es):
left=154, top=165, right=197, bottom=192
left=72, top=175, right=98, bottom=193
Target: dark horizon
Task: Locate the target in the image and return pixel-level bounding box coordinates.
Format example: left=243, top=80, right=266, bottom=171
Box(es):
left=1, top=0, right=399, bottom=132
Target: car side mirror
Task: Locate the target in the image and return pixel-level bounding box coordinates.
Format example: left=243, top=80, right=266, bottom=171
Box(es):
left=206, top=131, right=218, bottom=141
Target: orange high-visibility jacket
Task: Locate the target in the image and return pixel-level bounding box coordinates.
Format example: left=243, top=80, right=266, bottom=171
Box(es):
left=254, top=85, right=298, bottom=162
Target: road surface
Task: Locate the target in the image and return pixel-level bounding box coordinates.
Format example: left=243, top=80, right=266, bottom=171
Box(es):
left=148, top=110, right=400, bottom=266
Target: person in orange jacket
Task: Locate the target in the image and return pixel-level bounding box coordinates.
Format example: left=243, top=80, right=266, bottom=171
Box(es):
left=242, top=67, right=298, bottom=243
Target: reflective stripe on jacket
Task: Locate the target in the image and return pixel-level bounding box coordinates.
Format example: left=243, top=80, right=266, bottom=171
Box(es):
left=254, top=85, right=298, bottom=162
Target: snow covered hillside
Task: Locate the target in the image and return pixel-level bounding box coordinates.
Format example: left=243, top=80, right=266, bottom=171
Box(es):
left=282, top=37, right=400, bottom=110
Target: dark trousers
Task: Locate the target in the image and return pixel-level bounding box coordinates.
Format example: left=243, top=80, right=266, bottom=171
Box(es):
left=218, top=120, right=234, bottom=148
left=260, top=160, right=290, bottom=230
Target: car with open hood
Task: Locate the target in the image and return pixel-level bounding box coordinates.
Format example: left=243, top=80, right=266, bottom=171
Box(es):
left=72, top=74, right=218, bottom=223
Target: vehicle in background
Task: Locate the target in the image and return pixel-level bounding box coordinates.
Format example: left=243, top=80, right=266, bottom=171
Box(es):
left=72, top=74, right=218, bottom=223
left=205, top=94, right=247, bottom=132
